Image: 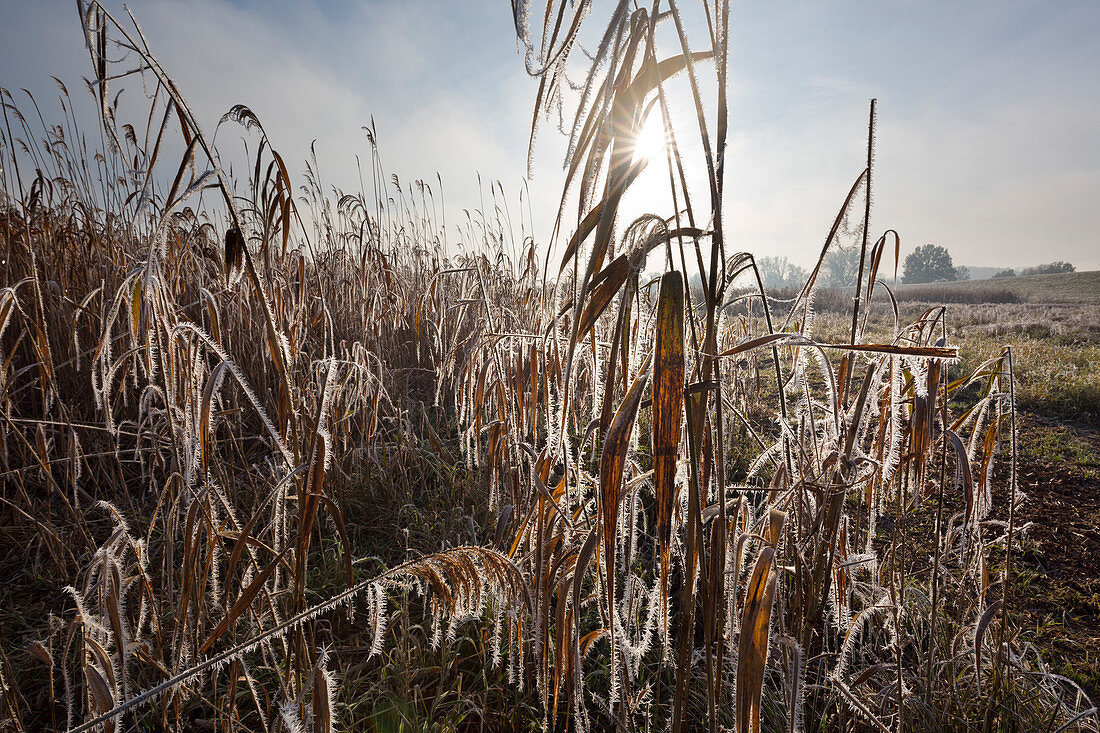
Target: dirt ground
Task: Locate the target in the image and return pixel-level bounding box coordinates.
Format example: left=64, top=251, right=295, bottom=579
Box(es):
left=1009, top=411, right=1100, bottom=702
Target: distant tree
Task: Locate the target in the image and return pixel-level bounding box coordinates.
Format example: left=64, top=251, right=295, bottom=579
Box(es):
left=954, top=265, right=971, bottom=281
left=820, top=248, right=861, bottom=288
left=991, top=268, right=1016, bottom=279
left=757, top=256, right=808, bottom=289
left=1021, top=261, right=1075, bottom=276
left=902, top=244, right=960, bottom=284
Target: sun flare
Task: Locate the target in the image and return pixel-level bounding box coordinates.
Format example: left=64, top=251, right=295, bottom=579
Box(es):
left=631, top=111, right=669, bottom=164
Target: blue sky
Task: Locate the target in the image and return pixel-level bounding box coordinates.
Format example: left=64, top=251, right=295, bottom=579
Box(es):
left=2, top=0, right=1098, bottom=270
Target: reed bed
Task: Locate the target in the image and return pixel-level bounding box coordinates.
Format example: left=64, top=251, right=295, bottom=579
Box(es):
left=0, top=1, right=1096, bottom=731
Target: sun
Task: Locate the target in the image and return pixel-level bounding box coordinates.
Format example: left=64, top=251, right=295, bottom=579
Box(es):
left=619, top=108, right=680, bottom=226
left=631, top=110, right=669, bottom=165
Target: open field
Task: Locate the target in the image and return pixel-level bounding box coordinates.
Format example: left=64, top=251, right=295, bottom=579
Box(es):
left=1, top=2, right=1098, bottom=732
left=893, top=270, right=1100, bottom=305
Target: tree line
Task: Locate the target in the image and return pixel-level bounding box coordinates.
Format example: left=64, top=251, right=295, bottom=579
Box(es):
left=755, top=245, right=1075, bottom=288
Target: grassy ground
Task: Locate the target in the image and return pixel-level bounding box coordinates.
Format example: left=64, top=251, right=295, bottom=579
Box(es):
left=3, top=268, right=1097, bottom=730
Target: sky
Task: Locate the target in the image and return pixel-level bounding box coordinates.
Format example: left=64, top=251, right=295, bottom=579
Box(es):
left=1, top=0, right=1098, bottom=271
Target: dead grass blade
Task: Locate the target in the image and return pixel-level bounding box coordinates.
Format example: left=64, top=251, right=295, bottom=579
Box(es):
left=736, top=546, right=777, bottom=733
left=652, top=272, right=684, bottom=646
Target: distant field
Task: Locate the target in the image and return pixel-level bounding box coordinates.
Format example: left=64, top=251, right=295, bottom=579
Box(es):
left=895, top=269, right=1100, bottom=303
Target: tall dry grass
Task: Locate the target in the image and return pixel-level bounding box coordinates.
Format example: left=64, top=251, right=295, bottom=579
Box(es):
left=0, top=1, right=1096, bottom=731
